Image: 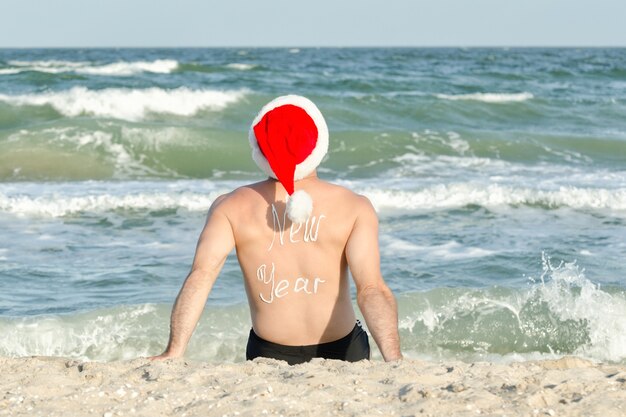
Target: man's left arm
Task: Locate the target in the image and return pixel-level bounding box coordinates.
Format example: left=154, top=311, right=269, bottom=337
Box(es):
left=151, top=196, right=235, bottom=359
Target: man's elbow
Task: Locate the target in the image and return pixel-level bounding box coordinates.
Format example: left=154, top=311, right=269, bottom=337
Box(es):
left=184, top=265, right=216, bottom=289
left=356, top=282, right=394, bottom=305
left=190, top=254, right=226, bottom=277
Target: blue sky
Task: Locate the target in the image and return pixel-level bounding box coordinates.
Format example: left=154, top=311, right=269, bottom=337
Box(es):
left=1, top=0, right=625, bottom=47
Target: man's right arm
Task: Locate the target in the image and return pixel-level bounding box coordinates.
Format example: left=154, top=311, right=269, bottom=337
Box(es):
left=345, top=196, right=403, bottom=362
left=151, top=195, right=235, bottom=359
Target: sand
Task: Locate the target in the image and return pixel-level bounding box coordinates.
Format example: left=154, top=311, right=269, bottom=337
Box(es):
left=1, top=356, right=625, bottom=417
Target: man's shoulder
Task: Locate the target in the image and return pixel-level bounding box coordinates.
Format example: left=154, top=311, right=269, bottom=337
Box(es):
left=314, top=180, right=376, bottom=219
left=320, top=180, right=373, bottom=205
left=209, top=180, right=272, bottom=212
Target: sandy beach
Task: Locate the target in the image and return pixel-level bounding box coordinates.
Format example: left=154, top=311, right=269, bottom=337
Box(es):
left=1, top=356, right=625, bottom=417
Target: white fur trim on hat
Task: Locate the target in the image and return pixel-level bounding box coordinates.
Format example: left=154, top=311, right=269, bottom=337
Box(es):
left=248, top=95, right=329, bottom=181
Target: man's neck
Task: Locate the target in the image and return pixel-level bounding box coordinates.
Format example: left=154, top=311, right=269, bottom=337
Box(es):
left=267, top=170, right=318, bottom=183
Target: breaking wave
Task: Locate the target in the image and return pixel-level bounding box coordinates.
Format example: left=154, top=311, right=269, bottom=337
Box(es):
left=1, top=59, right=179, bottom=76
left=0, top=87, right=247, bottom=121
left=1, top=255, right=624, bottom=363
left=436, top=92, right=534, bottom=103
left=398, top=253, right=626, bottom=363
left=361, top=183, right=626, bottom=212
left=0, top=181, right=624, bottom=218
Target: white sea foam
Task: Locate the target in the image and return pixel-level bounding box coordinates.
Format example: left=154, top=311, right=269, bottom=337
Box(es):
left=0, top=303, right=250, bottom=362
left=0, top=191, right=219, bottom=217
left=534, top=254, right=626, bottom=362
left=8, top=60, right=85, bottom=68
left=225, top=63, right=256, bottom=71
left=363, top=183, right=626, bottom=212
left=77, top=59, right=179, bottom=75
left=0, top=86, right=247, bottom=121
left=436, top=92, right=534, bottom=103
left=0, top=68, right=21, bottom=75
left=390, top=152, right=626, bottom=191
left=408, top=130, right=471, bottom=155
left=3, top=59, right=179, bottom=76
left=392, top=153, right=511, bottom=176
left=1, top=182, right=624, bottom=218
left=0, top=304, right=159, bottom=360
left=381, top=237, right=495, bottom=260
left=396, top=254, right=626, bottom=363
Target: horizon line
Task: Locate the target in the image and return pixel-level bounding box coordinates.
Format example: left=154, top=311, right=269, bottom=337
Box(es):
left=1, top=45, right=625, bottom=49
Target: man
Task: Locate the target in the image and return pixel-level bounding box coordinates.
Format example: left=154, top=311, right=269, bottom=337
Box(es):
left=152, top=95, right=402, bottom=365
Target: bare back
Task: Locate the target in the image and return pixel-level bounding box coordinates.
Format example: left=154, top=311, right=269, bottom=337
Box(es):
left=154, top=95, right=402, bottom=362
left=216, top=175, right=365, bottom=345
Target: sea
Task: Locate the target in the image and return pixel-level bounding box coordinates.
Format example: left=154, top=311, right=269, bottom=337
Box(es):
left=0, top=48, right=624, bottom=364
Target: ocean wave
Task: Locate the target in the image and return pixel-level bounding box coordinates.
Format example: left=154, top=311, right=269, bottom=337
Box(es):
left=389, top=152, right=626, bottom=187
left=398, top=253, right=626, bottom=363
left=225, top=63, right=257, bottom=71
left=0, top=191, right=220, bottom=217
left=0, top=126, right=257, bottom=181
left=0, top=87, right=247, bottom=121
left=8, top=59, right=85, bottom=69
left=1, top=182, right=624, bottom=218
left=380, top=238, right=495, bottom=260
left=3, top=127, right=164, bottom=179
left=0, top=303, right=250, bottom=362
left=435, top=92, right=534, bottom=103
left=362, top=183, right=626, bottom=212
left=1, top=255, right=624, bottom=363
left=2, top=59, right=178, bottom=76
left=0, top=68, right=21, bottom=75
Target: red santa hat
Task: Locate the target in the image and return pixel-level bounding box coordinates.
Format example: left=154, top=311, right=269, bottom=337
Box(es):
left=249, top=95, right=329, bottom=223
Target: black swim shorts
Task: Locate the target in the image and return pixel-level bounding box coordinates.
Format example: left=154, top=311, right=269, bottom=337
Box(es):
left=246, top=322, right=370, bottom=365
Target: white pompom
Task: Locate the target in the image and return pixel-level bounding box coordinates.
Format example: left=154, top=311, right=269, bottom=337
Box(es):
left=287, top=190, right=313, bottom=224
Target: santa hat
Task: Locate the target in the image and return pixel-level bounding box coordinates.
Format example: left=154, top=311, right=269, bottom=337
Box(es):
left=249, top=95, right=329, bottom=223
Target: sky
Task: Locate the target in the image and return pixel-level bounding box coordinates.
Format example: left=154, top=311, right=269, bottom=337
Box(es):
left=1, top=0, right=625, bottom=47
